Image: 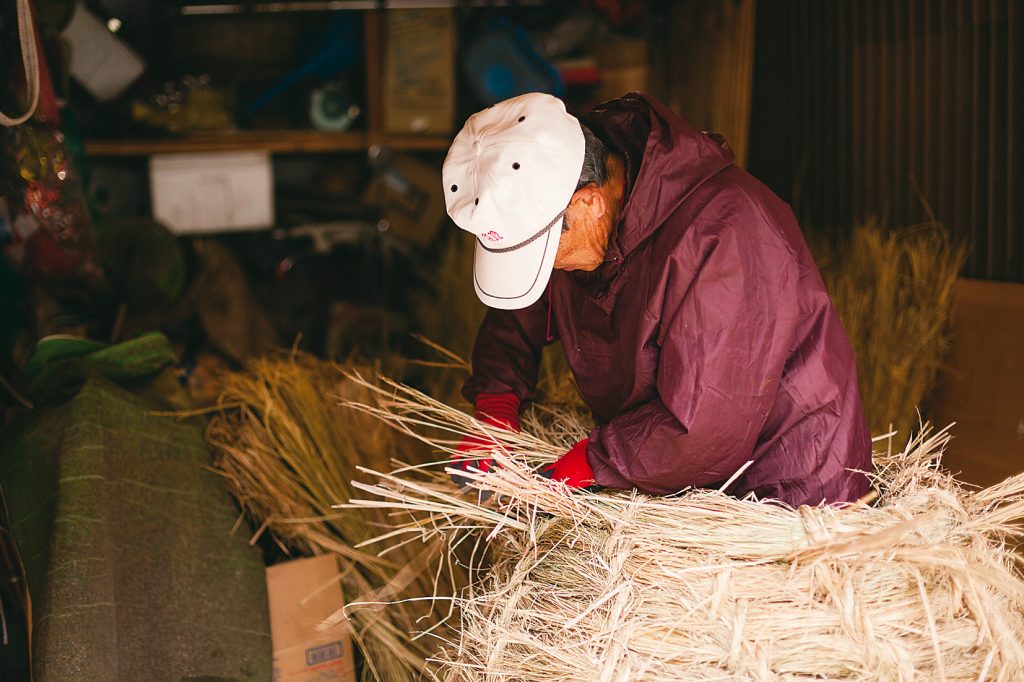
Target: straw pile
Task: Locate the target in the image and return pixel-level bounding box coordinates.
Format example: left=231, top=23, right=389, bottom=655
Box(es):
left=345, top=375, right=1024, bottom=680
left=810, top=219, right=967, bottom=437
left=205, top=355, right=467, bottom=682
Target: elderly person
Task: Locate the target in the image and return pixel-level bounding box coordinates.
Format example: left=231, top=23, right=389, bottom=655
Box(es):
left=442, top=92, right=871, bottom=507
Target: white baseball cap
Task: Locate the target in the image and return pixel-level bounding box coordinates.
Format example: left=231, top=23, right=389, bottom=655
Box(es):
left=442, top=93, right=585, bottom=310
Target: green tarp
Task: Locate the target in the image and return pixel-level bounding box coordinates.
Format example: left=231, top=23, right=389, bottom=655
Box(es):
left=0, top=376, right=271, bottom=681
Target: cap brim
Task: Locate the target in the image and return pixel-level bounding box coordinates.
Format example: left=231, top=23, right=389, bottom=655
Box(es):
left=472, top=221, right=561, bottom=310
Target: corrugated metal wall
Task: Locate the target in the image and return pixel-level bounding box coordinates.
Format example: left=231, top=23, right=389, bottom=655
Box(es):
left=647, top=0, right=757, bottom=167
left=748, top=0, right=1023, bottom=282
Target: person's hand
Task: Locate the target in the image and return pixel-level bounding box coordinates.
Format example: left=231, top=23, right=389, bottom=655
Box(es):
left=542, top=438, right=599, bottom=490
left=451, top=392, right=520, bottom=486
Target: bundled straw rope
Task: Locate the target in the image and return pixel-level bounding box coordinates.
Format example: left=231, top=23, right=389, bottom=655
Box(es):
left=344, top=373, right=1024, bottom=681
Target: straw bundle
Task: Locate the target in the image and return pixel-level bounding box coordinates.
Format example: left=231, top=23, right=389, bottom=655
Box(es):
left=344, top=375, right=1024, bottom=680
left=810, top=219, right=967, bottom=437
left=206, top=355, right=467, bottom=682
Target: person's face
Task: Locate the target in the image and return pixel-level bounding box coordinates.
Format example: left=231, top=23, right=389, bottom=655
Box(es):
left=553, top=185, right=613, bottom=271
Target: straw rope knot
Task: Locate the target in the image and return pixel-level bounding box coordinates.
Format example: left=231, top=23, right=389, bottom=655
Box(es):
left=798, top=506, right=836, bottom=546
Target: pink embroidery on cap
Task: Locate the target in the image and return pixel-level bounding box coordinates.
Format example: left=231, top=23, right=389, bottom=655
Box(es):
left=481, top=230, right=502, bottom=242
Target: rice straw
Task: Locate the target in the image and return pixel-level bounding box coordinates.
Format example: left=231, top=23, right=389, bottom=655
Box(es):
left=342, top=372, right=1024, bottom=680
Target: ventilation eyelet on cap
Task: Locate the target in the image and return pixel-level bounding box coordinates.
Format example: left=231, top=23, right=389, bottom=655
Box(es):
left=475, top=198, right=479, bottom=205
left=518, top=116, right=525, bottom=122
left=512, top=162, right=520, bottom=170
left=451, top=184, right=458, bottom=192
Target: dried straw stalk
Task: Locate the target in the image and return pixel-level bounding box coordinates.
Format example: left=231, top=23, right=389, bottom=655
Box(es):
left=411, top=232, right=585, bottom=411
left=810, top=219, right=968, bottom=437
left=343, top=373, right=1024, bottom=680
left=411, top=232, right=486, bottom=408
left=206, top=355, right=467, bottom=682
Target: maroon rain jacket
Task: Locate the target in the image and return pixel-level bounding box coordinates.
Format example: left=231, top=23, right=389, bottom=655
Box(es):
left=463, top=93, right=872, bottom=507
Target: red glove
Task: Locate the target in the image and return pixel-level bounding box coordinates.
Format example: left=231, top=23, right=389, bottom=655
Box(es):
left=544, top=438, right=597, bottom=489
left=451, top=392, right=520, bottom=482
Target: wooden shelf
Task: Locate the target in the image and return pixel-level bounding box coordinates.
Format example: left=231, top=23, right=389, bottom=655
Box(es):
left=367, top=134, right=452, bottom=152
left=175, top=1, right=542, bottom=15
left=84, top=129, right=451, bottom=156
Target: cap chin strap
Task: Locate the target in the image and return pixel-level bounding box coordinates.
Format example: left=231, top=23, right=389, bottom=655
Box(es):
left=478, top=211, right=565, bottom=254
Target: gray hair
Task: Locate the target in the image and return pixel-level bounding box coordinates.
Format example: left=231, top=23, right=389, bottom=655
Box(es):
left=562, top=124, right=608, bottom=233
left=575, top=124, right=608, bottom=191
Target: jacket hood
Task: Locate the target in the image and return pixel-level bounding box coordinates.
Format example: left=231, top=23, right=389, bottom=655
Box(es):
left=581, top=93, right=735, bottom=258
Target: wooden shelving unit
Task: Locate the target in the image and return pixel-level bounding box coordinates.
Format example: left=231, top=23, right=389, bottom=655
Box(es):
left=83, top=130, right=451, bottom=156
left=83, top=8, right=453, bottom=158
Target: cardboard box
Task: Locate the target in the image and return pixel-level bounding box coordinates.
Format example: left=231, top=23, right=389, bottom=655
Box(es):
left=266, top=555, right=356, bottom=682
left=361, top=151, right=445, bottom=247
left=149, top=151, right=274, bottom=234
left=929, top=278, right=1024, bottom=487
left=598, top=64, right=649, bottom=102
left=596, top=37, right=649, bottom=102
left=383, top=9, right=456, bottom=135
